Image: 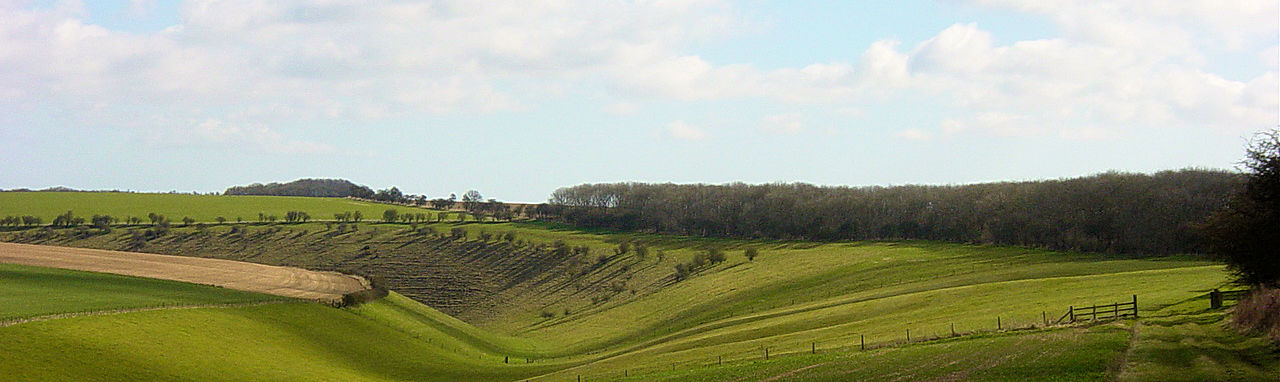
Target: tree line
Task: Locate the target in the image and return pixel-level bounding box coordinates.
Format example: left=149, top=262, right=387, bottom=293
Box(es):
left=224, top=178, right=376, bottom=198
left=539, top=169, right=1241, bottom=255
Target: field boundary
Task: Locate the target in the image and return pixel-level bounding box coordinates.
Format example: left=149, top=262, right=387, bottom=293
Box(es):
left=0, top=300, right=292, bottom=328
left=0, top=242, right=370, bottom=302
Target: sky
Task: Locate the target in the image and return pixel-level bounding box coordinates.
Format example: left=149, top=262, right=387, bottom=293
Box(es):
left=0, top=0, right=1276, bottom=202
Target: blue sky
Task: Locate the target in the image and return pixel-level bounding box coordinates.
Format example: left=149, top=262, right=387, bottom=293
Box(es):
left=1, top=0, right=1276, bottom=202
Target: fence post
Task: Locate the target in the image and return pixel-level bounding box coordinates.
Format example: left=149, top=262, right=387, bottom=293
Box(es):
left=997, top=316, right=1001, bottom=330
left=1132, top=295, right=1138, bottom=318
left=718, top=355, right=722, bottom=366
left=1042, top=311, right=1047, bottom=326
left=812, top=342, right=816, bottom=354
left=860, top=334, right=865, bottom=350
left=951, top=323, right=955, bottom=336
left=1069, top=306, right=1074, bottom=322
left=906, top=329, right=911, bottom=342
left=765, top=347, right=769, bottom=360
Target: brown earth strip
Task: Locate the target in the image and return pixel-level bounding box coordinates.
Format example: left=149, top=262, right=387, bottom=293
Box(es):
left=0, top=242, right=368, bottom=302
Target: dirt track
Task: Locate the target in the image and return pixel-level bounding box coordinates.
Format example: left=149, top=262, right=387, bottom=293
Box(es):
left=0, top=242, right=368, bottom=302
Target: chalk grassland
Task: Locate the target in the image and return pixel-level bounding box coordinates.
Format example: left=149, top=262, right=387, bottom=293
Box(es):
left=0, top=191, right=437, bottom=223
left=3, top=267, right=1272, bottom=381
left=618, top=323, right=1135, bottom=382
left=0, top=242, right=368, bottom=301
left=0, top=263, right=280, bottom=321
left=0, top=237, right=1274, bottom=380
left=643, top=300, right=1280, bottom=382
left=0, top=292, right=562, bottom=382
left=0, top=190, right=1275, bottom=380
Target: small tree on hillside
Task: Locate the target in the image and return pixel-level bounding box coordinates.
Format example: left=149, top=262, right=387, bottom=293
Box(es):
left=216, top=216, right=226, bottom=225
left=383, top=209, right=398, bottom=223
left=744, top=248, right=759, bottom=261
left=674, top=263, right=691, bottom=281
left=707, top=248, right=726, bottom=264
left=182, top=216, right=195, bottom=226
left=1204, top=129, right=1280, bottom=286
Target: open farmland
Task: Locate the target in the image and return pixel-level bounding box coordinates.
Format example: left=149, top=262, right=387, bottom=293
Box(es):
left=0, top=262, right=281, bottom=322
left=0, top=292, right=566, bottom=381
left=0, top=242, right=367, bottom=302
left=4, top=199, right=1274, bottom=380
left=0, top=191, right=437, bottom=223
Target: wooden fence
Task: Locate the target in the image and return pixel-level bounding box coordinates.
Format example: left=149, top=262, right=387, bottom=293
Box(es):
left=1210, top=289, right=1248, bottom=309
left=1056, top=295, right=1137, bottom=324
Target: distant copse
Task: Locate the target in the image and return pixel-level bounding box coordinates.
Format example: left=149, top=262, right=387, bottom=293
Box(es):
left=224, top=178, right=375, bottom=198
left=543, top=169, right=1241, bottom=255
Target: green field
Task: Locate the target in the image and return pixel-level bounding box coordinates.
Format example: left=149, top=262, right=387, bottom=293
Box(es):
left=0, top=263, right=283, bottom=321
left=1, top=192, right=1276, bottom=380
left=0, top=192, right=443, bottom=223
left=0, top=294, right=564, bottom=381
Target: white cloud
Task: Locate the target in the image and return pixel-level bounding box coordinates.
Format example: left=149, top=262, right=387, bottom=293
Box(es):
left=602, top=102, right=640, bottom=116
left=759, top=113, right=805, bottom=134
left=665, top=120, right=708, bottom=141
left=939, top=112, right=1045, bottom=138
left=180, top=119, right=335, bottom=155
left=0, top=0, right=745, bottom=122
left=0, top=0, right=1274, bottom=146
left=897, top=128, right=932, bottom=141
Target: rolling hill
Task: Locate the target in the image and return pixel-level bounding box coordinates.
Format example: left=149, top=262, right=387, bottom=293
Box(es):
left=1, top=192, right=1276, bottom=380
left=0, top=191, right=434, bottom=223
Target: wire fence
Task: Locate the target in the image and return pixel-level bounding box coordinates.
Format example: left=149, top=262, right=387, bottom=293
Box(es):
left=536, top=295, right=1141, bottom=381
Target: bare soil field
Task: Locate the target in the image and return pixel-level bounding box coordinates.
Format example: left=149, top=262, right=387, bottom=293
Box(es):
left=0, top=242, right=367, bottom=302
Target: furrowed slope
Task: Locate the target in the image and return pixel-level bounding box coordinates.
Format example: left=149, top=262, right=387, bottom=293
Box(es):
left=4, top=194, right=1272, bottom=380
left=0, top=263, right=281, bottom=322
left=0, top=242, right=368, bottom=302
left=0, top=221, right=1222, bottom=330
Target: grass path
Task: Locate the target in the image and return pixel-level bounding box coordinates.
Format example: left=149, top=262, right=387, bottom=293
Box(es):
left=1118, top=312, right=1280, bottom=381
left=0, top=300, right=288, bottom=328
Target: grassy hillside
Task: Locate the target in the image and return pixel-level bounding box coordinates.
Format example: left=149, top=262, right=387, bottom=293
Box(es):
left=0, top=263, right=282, bottom=321
left=2, top=192, right=1275, bottom=380
left=0, top=293, right=564, bottom=381
left=0, top=191, right=437, bottom=223
left=620, top=322, right=1135, bottom=381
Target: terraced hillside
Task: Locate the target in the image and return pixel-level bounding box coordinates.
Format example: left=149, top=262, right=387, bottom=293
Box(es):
left=2, top=192, right=1275, bottom=380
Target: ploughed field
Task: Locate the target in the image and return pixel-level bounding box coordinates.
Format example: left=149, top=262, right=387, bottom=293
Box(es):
left=1, top=192, right=1276, bottom=381
left=0, top=242, right=367, bottom=302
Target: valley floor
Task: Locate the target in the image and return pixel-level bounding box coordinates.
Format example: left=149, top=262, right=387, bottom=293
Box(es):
left=1, top=224, right=1276, bottom=381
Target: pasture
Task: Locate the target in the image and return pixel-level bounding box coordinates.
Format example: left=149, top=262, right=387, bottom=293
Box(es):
left=0, top=191, right=438, bottom=223
left=0, top=191, right=1275, bottom=380
left=0, top=263, right=279, bottom=321
left=0, top=295, right=562, bottom=381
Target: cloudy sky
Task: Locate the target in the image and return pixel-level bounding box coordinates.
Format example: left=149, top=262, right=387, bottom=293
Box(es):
left=1, top=0, right=1276, bottom=201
